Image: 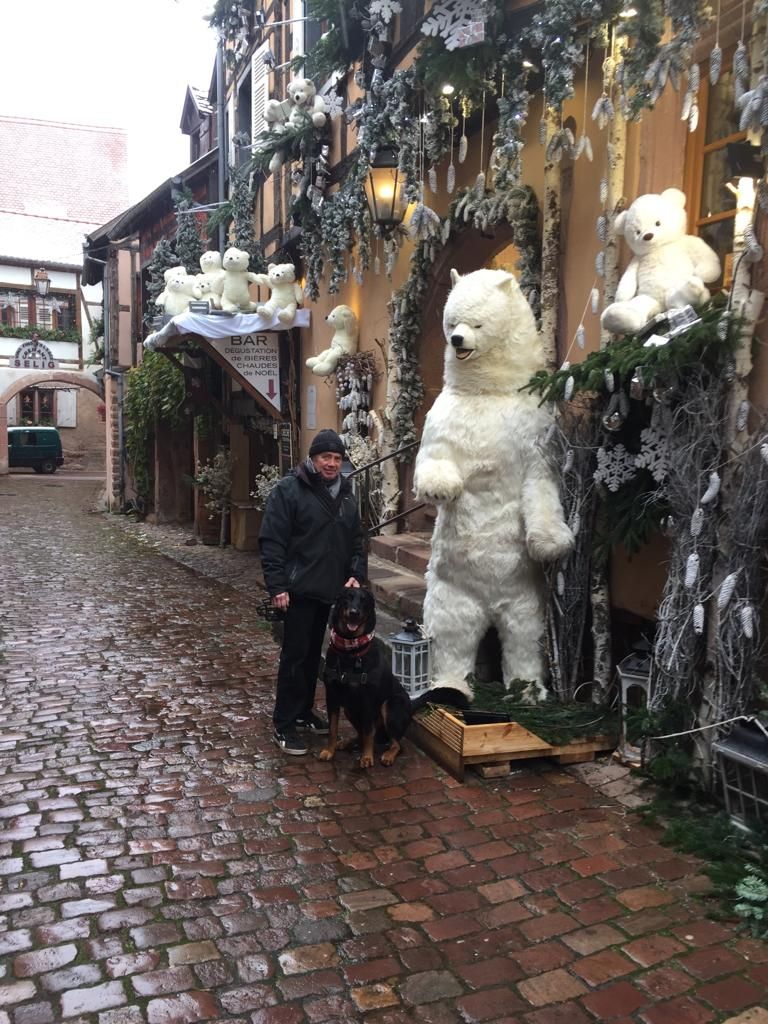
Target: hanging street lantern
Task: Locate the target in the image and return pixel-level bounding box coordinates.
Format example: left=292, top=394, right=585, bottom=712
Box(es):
left=33, top=268, right=50, bottom=298
left=390, top=618, right=431, bottom=701
left=365, top=147, right=407, bottom=235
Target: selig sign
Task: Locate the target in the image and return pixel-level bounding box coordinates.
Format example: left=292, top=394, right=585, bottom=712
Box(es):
left=13, top=338, right=58, bottom=370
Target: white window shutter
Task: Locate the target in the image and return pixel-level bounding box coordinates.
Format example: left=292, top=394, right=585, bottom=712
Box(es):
left=6, top=398, right=18, bottom=426
left=252, top=42, right=270, bottom=143
left=56, top=389, right=77, bottom=428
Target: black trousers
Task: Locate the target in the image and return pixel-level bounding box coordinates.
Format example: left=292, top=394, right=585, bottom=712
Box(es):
left=273, top=597, right=331, bottom=732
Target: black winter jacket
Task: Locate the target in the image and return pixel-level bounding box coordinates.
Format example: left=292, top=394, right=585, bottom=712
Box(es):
left=258, top=463, right=366, bottom=604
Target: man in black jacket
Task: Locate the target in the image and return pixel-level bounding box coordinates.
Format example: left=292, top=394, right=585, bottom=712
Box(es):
left=259, top=429, right=366, bottom=755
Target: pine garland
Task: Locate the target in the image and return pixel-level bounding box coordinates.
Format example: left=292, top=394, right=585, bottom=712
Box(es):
left=143, top=237, right=179, bottom=328
left=174, top=188, right=205, bottom=276
left=229, top=166, right=266, bottom=273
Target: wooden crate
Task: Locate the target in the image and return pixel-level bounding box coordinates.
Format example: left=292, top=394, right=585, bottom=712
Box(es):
left=410, top=706, right=616, bottom=781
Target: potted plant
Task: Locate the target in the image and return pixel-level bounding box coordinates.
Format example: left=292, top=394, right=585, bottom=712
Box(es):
left=192, top=450, right=232, bottom=547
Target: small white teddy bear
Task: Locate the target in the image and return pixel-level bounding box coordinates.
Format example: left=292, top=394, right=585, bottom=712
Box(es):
left=306, top=306, right=359, bottom=376
left=155, top=267, right=201, bottom=317
left=253, top=263, right=304, bottom=324
left=286, top=77, right=328, bottom=129
left=264, top=78, right=328, bottom=173
left=196, top=250, right=224, bottom=309
left=220, top=247, right=261, bottom=313
left=601, top=187, right=721, bottom=336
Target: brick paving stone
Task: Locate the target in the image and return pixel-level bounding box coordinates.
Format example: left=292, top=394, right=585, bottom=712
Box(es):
left=518, top=969, right=589, bottom=1007
left=562, top=924, right=624, bottom=956
left=696, top=976, right=765, bottom=1012
left=580, top=980, right=648, bottom=1018
left=638, top=996, right=716, bottom=1023
left=570, top=950, right=635, bottom=986
left=60, top=981, right=127, bottom=1018
left=13, top=945, right=79, bottom=977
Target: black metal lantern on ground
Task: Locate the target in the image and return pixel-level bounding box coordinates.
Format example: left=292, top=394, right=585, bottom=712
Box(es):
left=390, top=618, right=431, bottom=701
left=365, top=147, right=407, bottom=235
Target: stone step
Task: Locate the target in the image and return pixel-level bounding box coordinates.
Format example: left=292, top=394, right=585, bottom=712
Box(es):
left=367, top=551, right=426, bottom=624
left=369, top=531, right=432, bottom=576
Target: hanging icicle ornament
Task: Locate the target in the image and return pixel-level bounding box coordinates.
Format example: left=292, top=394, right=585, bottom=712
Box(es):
left=563, top=448, right=574, bottom=473
left=596, top=214, right=608, bottom=243
left=700, top=471, right=721, bottom=505
left=690, top=507, right=704, bottom=538
left=710, top=0, right=723, bottom=86
left=570, top=510, right=581, bottom=536
left=575, top=43, right=594, bottom=161
left=604, top=368, right=615, bottom=392
left=742, top=222, right=764, bottom=262
left=684, top=553, right=700, bottom=589
left=428, top=166, right=438, bottom=194
left=693, top=603, right=705, bottom=635
left=446, top=103, right=456, bottom=194
left=458, top=98, right=469, bottom=163
left=595, top=251, right=605, bottom=277
left=599, top=177, right=608, bottom=205
left=717, top=570, right=740, bottom=610
left=591, top=288, right=600, bottom=315
left=717, top=311, right=732, bottom=341
left=736, top=399, right=749, bottom=432
left=556, top=571, right=565, bottom=596
left=564, top=375, right=575, bottom=400
left=576, top=324, right=586, bottom=349
left=741, top=603, right=755, bottom=639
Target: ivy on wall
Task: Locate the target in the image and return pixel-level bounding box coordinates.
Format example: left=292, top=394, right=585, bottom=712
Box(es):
left=124, top=352, right=187, bottom=501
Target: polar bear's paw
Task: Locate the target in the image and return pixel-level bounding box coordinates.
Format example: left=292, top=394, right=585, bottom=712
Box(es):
left=526, top=520, right=574, bottom=563
left=413, top=460, right=463, bottom=503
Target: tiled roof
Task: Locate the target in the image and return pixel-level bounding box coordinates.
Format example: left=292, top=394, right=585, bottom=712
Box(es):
left=0, top=116, right=129, bottom=265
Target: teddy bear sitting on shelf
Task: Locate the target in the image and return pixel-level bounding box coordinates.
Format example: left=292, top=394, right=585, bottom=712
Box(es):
left=253, top=263, right=304, bottom=324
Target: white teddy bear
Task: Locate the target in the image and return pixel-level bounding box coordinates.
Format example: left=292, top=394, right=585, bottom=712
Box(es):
left=601, top=187, right=721, bottom=336
left=196, top=251, right=224, bottom=309
left=414, top=268, right=574, bottom=701
left=306, top=305, right=359, bottom=376
left=264, top=78, right=328, bottom=173
left=286, top=77, right=328, bottom=129
left=253, top=263, right=304, bottom=324
left=220, top=247, right=261, bottom=313
left=155, top=268, right=201, bottom=317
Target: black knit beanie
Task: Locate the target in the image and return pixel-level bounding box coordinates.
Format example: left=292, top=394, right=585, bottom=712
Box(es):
left=309, top=429, right=345, bottom=458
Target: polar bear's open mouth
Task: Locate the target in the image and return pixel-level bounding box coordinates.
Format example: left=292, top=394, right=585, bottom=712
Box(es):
left=454, top=348, right=474, bottom=361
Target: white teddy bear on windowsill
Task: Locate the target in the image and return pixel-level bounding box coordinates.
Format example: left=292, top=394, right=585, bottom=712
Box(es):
left=601, top=187, right=721, bottom=336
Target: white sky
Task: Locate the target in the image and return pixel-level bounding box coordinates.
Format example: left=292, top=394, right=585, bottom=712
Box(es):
left=0, top=0, right=217, bottom=204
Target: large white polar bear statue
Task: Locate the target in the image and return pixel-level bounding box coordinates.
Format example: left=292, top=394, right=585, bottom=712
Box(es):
left=414, top=268, right=574, bottom=701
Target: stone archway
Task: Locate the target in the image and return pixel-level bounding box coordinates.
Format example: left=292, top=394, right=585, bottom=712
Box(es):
left=0, top=370, right=103, bottom=474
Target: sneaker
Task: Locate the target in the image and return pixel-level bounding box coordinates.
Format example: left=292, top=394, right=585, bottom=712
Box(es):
left=295, top=712, right=330, bottom=735
left=273, top=729, right=309, bottom=756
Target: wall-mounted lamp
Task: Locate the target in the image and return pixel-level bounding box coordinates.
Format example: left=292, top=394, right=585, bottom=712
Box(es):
left=34, top=268, right=50, bottom=299
left=365, top=147, right=408, bottom=236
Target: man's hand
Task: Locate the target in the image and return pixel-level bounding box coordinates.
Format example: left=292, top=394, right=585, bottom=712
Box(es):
left=272, top=592, right=290, bottom=610
left=344, top=578, right=360, bottom=588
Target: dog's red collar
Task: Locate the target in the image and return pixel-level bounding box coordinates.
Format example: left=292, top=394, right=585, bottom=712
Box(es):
left=330, top=628, right=375, bottom=654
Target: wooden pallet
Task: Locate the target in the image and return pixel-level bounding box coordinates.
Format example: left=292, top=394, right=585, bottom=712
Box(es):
left=410, top=706, right=616, bottom=781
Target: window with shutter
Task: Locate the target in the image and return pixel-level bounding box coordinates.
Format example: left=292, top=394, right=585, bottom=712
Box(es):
left=252, top=42, right=270, bottom=145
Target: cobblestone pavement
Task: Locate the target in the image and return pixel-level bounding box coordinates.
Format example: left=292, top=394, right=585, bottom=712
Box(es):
left=1, top=478, right=767, bottom=1024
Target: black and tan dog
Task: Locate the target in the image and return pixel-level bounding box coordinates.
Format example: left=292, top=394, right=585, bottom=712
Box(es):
left=319, top=587, right=411, bottom=768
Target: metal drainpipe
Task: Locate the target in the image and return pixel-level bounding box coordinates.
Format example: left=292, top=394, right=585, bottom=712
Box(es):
left=103, top=368, right=125, bottom=511
left=216, top=37, right=227, bottom=254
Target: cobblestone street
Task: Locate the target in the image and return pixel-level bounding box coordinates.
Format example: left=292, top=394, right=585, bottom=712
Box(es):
left=1, top=477, right=767, bottom=1024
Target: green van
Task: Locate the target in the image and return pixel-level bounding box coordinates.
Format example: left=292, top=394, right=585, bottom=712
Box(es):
left=8, top=426, right=64, bottom=474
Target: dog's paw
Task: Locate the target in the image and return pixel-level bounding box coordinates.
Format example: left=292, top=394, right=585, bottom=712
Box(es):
left=358, top=753, right=374, bottom=769
left=526, top=520, right=574, bottom=563
left=318, top=747, right=336, bottom=761
left=413, top=460, right=463, bottom=503
left=380, top=750, right=397, bottom=766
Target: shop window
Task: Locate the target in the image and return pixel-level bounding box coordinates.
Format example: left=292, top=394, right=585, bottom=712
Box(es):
left=54, top=295, right=76, bottom=330
left=685, top=61, right=748, bottom=287
left=1, top=303, right=15, bottom=327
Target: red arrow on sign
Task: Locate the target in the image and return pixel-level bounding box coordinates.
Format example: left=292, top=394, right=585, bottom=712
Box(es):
left=266, top=379, right=277, bottom=399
